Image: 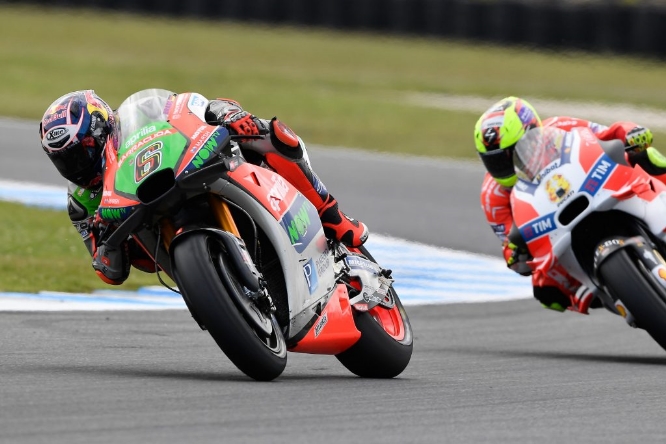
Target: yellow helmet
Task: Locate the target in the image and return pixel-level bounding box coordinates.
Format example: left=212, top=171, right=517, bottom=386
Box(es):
left=474, top=96, right=542, bottom=187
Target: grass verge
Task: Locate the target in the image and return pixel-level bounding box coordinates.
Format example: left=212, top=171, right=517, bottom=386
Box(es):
left=0, top=201, right=167, bottom=293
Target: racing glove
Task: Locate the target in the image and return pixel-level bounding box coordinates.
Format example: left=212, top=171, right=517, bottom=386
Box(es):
left=91, top=212, right=130, bottom=285
left=624, top=125, right=653, bottom=152
left=92, top=242, right=131, bottom=285
left=503, top=242, right=532, bottom=276
left=205, top=99, right=268, bottom=140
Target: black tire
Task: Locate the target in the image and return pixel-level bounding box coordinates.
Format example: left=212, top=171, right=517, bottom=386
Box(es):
left=598, top=248, right=666, bottom=351
left=335, top=246, right=413, bottom=378
left=172, top=232, right=287, bottom=381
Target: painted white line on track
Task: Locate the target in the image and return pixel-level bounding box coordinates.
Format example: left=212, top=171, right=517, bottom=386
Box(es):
left=0, top=180, right=532, bottom=311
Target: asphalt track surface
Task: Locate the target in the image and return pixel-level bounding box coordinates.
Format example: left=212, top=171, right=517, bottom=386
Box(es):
left=3, top=119, right=666, bottom=443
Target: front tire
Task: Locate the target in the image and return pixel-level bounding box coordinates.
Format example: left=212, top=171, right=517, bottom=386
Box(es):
left=172, top=232, right=287, bottom=381
left=335, top=246, right=413, bottom=378
left=598, top=248, right=666, bottom=351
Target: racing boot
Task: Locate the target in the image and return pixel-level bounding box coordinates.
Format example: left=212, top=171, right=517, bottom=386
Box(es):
left=317, top=194, right=369, bottom=247
left=260, top=119, right=368, bottom=247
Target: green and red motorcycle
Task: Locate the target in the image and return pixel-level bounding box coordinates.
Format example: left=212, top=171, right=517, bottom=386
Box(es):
left=97, top=89, right=413, bottom=381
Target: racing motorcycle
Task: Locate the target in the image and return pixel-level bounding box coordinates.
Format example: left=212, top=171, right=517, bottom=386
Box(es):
left=97, top=89, right=412, bottom=381
left=510, top=125, right=666, bottom=352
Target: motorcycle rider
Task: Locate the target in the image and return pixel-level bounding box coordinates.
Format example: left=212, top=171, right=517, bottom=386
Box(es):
left=475, top=96, right=666, bottom=314
left=39, top=89, right=368, bottom=285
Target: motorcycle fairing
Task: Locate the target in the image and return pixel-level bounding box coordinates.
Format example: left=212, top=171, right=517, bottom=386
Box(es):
left=288, top=283, right=361, bottom=354
left=99, top=95, right=229, bottom=222
left=512, top=127, right=666, bottom=290
left=213, top=163, right=338, bottom=340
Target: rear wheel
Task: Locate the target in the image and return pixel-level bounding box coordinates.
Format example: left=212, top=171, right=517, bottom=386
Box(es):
left=335, top=246, right=413, bottom=378
left=172, top=232, right=287, bottom=381
left=598, top=248, right=666, bottom=351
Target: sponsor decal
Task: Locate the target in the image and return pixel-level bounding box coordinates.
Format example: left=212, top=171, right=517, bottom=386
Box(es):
left=100, top=206, right=131, bottom=222
left=545, top=174, right=571, bottom=203
left=303, top=259, right=319, bottom=294
left=191, top=132, right=220, bottom=168
left=517, top=105, right=535, bottom=125
left=519, top=212, right=557, bottom=242
left=268, top=174, right=289, bottom=212
left=171, top=94, right=187, bottom=118
left=279, top=193, right=320, bottom=253
left=123, top=125, right=157, bottom=150
left=314, top=311, right=328, bottom=337
left=658, top=268, right=666, bottom=281
left=346, top=255, right=379, bottom=273
left=579, top=127, right=599, bottom=145
left=188, top=94, right=206, bottom=108
left=534, top=161, right=561, bottom=183
left=579, top=154, right=615, bottom=197
left=119, top=128, right=174, bottom=167
left=491, top=223, right=506, bottom=235
left=315, top=251, right=331, bottom=277
left=483, top=127, right=498, bottom=146
left=46, top=127, right=67, bottom=141
left=43, top=110, right=67, bottom=125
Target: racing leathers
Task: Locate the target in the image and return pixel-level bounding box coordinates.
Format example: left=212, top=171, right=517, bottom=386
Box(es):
left=69, top=97, right=368, bottom=285
left=480, top=116, right=666, bottom=313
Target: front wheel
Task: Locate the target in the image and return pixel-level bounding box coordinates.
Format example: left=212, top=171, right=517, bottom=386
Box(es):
left=598, top=248, right=666, bottom=351
left=335, top=246, right=413, bottom=378
left=172, top=232, right=287, bottom=381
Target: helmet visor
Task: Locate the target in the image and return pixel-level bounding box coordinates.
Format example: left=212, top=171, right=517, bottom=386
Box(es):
left=479, top=148, right=516, bottom=183
left=49, top=139, right=103, bottom=187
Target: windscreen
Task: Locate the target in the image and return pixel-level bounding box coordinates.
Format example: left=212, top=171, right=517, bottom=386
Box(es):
left=514, top=126, right=566, bottom=183
left=115, top=88, right=175, bottom=150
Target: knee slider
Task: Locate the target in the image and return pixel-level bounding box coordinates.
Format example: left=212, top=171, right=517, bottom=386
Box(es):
left=269, top=117, right=302, bottom=159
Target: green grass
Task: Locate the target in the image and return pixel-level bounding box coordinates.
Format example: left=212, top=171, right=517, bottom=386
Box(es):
left=0, top=202, right=168, bottom=293
left=3, top=4, right=666, bottom=158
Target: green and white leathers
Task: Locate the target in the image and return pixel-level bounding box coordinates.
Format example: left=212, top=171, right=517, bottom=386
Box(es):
left=474, top=96, right=542, bottom=188
left=67, top=182, right=103, bottom=255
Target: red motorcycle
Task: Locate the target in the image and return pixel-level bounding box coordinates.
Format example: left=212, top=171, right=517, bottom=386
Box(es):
left=97, top=89, right=413, bottom=381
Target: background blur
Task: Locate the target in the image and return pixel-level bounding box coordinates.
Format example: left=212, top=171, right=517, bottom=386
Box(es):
left=2, top=0, right=666, bottom=292
left=7, top=0, right=666, bottom=57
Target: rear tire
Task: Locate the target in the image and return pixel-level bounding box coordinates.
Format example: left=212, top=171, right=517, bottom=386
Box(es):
left=172, top=232, right=287, bottom=381
left=598, top=248, right=666, bottom=351
left=335, top=246, right=413, bottom=378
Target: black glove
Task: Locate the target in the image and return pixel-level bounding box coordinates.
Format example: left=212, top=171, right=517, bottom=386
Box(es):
left=504, top=242, right=532, bottom=276
left=91, top=211, right=130, bottom=285
left=92, top=242, right=130, bottom=285
left=625, top=126, right=653, bottom=151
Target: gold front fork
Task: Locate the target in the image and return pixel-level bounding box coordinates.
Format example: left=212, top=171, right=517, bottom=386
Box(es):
left=208, top=194, right=241, bottom=237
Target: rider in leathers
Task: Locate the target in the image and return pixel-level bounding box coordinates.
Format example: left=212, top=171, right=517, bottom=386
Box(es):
left=39, top=90, right=368, bottom=285
left=475, top=96, right=666, bottom=314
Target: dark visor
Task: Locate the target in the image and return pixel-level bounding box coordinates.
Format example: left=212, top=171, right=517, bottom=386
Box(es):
left=49, top=142, right=101, bottom=186
left=478, top=147, right=516, bottom=182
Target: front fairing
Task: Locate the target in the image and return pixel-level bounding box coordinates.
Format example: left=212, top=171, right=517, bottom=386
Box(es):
left=511, top=127, right=664, bottom=287
left=99, top=89, right=230, bottom=222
